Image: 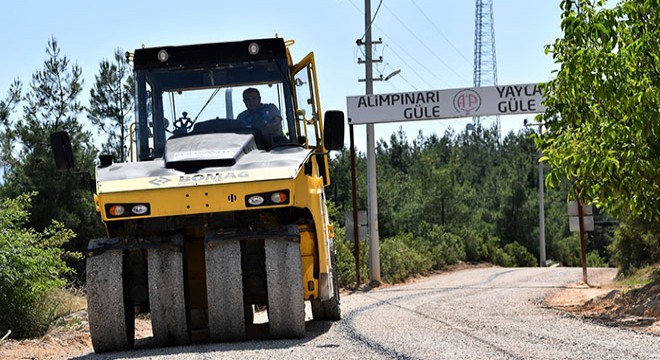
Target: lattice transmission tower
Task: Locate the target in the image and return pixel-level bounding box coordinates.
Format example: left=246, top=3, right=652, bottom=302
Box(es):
left=473, top=0, right=499, bottom=134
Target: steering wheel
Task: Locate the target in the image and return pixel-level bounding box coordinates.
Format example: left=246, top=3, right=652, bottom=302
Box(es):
left=173, top=112, right=194, bottom=133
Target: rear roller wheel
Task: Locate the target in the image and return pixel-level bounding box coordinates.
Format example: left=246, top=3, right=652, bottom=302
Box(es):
left=148, top=235, right=190, bottom=346
left=205, top=238, right=246, bottom=341
left=311, top=242, right=341, bottom=321
left=264, top=239, right=305, bottom=338
left=87, top=238, right=134, bottom=353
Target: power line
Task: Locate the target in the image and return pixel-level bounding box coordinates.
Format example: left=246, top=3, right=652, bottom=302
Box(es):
left=381, top=2, right=471, bottom=84
left=347, top=0, right=460, bottom=90
left=358, top=0, right=385, bottom=42
left=409, top=0, right=472, bottom=65
left=382, top=44, right=434, bottom=89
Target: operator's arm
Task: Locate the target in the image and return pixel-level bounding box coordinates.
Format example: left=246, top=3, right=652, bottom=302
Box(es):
left=263, top=104, right=283, bottom=133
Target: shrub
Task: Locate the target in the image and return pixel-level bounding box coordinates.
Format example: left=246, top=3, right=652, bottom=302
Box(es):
left=423, top=224, right=466, bottom=268
left=609, top=215, right=660, bottom=275
left=491, top=247, right=515, bottom=267
left=461, top=227, right=500, bottom=263
left=586, top=250, right=607, bottom=267
left=333, top=226, right=369, bottom=287
left=551, top=234, right=582, bottom=267
left=503, top=241, right=537, bottom=267
left=380, top=233, right=434, bottom=283
left=0, top=193, right=78, bottom=338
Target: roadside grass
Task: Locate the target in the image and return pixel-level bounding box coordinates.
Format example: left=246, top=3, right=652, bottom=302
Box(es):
left=613, top=263, right=660, bottom=291
left=46, top=287, right=87, bottom=333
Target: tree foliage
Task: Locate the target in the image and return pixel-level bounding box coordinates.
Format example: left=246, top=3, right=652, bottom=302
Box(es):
left=0, top=193, right=78, bottom=338
left=0, top=80, right=21, bottom=125
left=88, top=49, right=135, bottom=162
left=329, top=125, right=570, bottom=286
left=0, top=37, right=103, bottom=264
left=540, top=0, right=660, bottom=220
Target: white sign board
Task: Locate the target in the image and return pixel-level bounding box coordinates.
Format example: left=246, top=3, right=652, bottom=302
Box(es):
left=346, top=83, right=545, bottom=125
left=568, top=201, right=594, bottom=232
left=567, top=201, right=593, bottom=216
left=345, top=210, right=368, bottom=241
left=569, top=215, right=595, bottom=232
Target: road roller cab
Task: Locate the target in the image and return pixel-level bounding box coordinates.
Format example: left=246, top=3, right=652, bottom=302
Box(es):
left=51, top=37, right=344, bottom=352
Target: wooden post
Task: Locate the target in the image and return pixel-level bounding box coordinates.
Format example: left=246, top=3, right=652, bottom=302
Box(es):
left=349, top=124, right=360, bottom=286
left=577, top=196, right=588, bottom=285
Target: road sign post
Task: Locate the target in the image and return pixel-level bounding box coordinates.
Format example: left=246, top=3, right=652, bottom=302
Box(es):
left=568, top=200, right=593, bottom=284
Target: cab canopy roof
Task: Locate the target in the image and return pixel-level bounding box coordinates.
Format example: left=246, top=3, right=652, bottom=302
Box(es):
left=133, top=38, right=287, bottom=70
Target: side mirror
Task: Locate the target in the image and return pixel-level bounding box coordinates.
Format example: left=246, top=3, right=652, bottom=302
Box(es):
left=50, top=131, right=75, bottom=171
left=323, top=110, right=345, bottom=151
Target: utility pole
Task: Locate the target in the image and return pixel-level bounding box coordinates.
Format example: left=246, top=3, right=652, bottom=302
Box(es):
left=359, top=0, right=381, bottom=285
left=525, top=119, right=546, bottom=267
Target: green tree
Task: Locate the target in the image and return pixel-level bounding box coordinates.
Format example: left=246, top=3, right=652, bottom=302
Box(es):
left=0, top=37, right=102, bottom=263
left=608, top=214, right=660, bottom=275
left=88, top=49, right=135, bottom=162
left=0, top=80, right=21, bottom=124
left=491, top=130, right=538, bottom=253
left=540, top=0, right=660, bottom=220
left=0, top=193, right=78, bottom=338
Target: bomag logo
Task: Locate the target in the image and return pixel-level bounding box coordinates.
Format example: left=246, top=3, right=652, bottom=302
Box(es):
left=178, top=171, right=249, bottom=185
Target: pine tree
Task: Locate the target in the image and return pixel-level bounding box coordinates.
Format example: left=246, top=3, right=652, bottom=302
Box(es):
left=0, top=37, right=103, bottom=261
left=88, top=49, right=134, bottom=162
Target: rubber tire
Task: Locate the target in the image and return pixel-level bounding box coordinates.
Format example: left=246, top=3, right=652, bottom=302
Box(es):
left=87, top=240, right=134, bottom=353
left=205, top=239, right=246, bottom=342
left=264, top=239, right=306, bottom=338
left=148, top=235, right=190, bottom=347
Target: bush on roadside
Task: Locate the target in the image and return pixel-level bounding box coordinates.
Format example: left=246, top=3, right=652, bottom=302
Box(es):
left=586, top=250, right=607, bottom=267
left=380, top=233, right=434, bottom=283
left=0, top=193, right=79, bottom=338
left=421, top=223, right=466, bottom=269
left=552, top=234, right=582, bottom=267
left=608, top=215, right=660, bottom=275
left=491, top=247, right=515, bottom=267
left=503, top=241, right=537, bottom=267
left=333, top=225, right=370, bottom=287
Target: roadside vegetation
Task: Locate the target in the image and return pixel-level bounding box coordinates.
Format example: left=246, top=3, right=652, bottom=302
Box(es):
left=0, top=0, right=658, bottom=341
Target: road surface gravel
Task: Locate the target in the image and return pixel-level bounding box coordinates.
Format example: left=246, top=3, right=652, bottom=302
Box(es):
left=22, top=267, right=660, bottom=359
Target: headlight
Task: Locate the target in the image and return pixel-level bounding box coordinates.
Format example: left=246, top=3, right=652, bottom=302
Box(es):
left=248, top=42, right=260, bottom=55
left=247, top=195, right=265, bottom=206
left=157, top=49, right=169, bottom=62
left=105, top=203, right=151, bottom=218
left=131, top=204, right=149, bottom=215
left=245, top=190, right=290, bottom=207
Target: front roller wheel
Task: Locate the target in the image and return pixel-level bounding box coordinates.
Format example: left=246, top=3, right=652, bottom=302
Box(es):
left=148, top=235, right=190, bottom=346
left=205, top=238, right=246, bottom=342
left=87, top=238, right=134, bottom=353
left=264, top=239, right=306, bottom=338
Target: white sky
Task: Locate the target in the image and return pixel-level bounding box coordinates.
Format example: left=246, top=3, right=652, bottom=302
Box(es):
left=0, top=0, right=562, bottom=151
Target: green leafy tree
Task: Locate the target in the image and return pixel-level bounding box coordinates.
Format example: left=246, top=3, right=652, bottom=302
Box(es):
left=0, top=193, right=78, bottom=338
left=88, top=49, right=135, bottom=162
left=540, top=0, right=660, bottom=220
left=0, top=37, right=103, bottom=263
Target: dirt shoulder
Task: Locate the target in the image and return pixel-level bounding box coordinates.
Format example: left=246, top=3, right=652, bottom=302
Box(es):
left=544, top=271, right=660, bottom=335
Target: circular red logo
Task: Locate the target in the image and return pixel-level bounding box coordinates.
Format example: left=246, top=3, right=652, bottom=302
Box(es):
left=453, top=89, right=481, bottom=115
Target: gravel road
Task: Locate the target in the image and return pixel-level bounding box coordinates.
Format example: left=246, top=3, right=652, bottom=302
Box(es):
left=72, top=267, right=659, bottom=360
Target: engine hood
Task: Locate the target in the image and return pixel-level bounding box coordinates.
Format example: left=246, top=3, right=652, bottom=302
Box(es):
left=164, top=133, right=256, bottom=169
left=95, top=133, right=313, bottom=194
